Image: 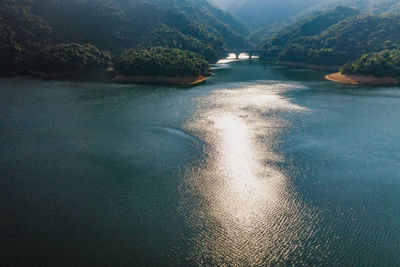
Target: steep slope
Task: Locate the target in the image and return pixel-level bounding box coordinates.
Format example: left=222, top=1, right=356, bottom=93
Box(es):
left=149, top=0, right=250, bottom=48
left=264, top=6, right=360, bottom=53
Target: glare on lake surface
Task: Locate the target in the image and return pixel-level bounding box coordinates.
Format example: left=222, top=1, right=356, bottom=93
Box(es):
left=182, top=83, right=325, bottom=264
left=217, top=53, right=258, bottom=64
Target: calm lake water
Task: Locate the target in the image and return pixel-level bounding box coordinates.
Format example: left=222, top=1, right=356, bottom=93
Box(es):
left=1, top=59, right=399, bottom=266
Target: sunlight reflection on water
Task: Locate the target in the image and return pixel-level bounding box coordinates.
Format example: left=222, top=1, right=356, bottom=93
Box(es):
left=181, top=82, right=328, bottom=265
left=216, top=53, right=258, bottom=64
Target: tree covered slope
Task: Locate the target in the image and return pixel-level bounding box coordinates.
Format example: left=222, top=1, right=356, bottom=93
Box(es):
left=264, top=7, right=360, bottom=51
left=262, top=7, right=400, bottom=66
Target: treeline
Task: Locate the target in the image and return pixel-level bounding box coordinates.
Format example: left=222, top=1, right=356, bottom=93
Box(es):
left=341, top=50, right=400, bottom=77
left=0, top=0, right=248, bottom=75
left=115, top=47, right=210, bottom=77
left=32, top=43, right=111, bottom=73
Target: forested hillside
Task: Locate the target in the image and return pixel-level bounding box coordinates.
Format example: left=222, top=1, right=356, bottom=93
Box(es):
left=262, top=7, right=400, bottom=66
left=263, top=7, right=359, bottom=56
left=0, top=0, right=249, bottom=74
left=150, top=0, right=250, bottom=39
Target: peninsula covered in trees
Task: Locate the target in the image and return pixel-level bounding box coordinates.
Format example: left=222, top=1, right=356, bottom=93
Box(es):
left=113, top=47, right=210, bottom=85
left=325, top=49, right=400, bottom=85
left=340, top=49, right=400, bottom=78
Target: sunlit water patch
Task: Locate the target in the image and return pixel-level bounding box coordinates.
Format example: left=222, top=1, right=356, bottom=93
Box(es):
left=180, top=81, right=330, bottom=265
left=216, top=53, right=257, bottom=64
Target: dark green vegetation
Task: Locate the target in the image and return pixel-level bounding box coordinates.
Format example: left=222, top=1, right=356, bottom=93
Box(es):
left=115, top=47, right=209, bottom=77
left=150, top=0, right=250, bottom=48
left=261, top=6, right=400, bottom=74
left=264, top=6, right=359, bottom=50
left=0, top=0, right=249, bottom=76
left=262, top=6, right=360, bottom=64
left=341, top=49, right=400, bottom=77
left=32, top=43, right=111, bottom=73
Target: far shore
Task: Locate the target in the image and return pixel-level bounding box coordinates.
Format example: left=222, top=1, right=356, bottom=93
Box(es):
left=278, top=61, right=340, bottom=71
left=325, top=72, right=399, bottom=86
left=112, top=74, right=207, bottom=86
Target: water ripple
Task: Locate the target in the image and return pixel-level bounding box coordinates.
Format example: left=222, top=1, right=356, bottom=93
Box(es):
left=179, top=82, right=329, bottom=265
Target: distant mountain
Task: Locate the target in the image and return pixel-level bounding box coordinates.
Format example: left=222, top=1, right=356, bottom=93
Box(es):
left=308, top=0, right=400, bottom=14
left=227, top=0, right=400, bottom=29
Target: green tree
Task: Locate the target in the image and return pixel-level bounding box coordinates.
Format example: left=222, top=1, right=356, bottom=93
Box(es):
left=32, top=43, right=111, bottom=73
left=340, top=49, right=400, bottom=77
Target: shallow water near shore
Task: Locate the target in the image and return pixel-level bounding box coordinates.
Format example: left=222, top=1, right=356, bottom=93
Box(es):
left=1, top=59, right=399, bottom=266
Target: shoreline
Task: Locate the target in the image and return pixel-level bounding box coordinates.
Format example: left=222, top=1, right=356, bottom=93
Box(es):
left=112, top=75, right=207, bottom=86
left=278, top=61, right=340, bottom=71
left=325, top=72, right=399, bottom=86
